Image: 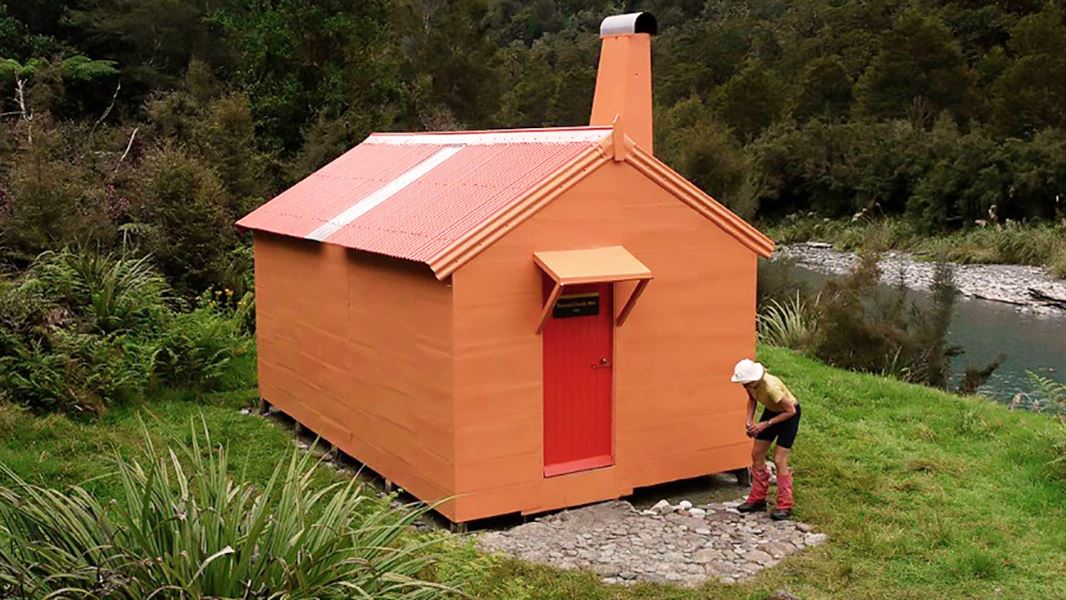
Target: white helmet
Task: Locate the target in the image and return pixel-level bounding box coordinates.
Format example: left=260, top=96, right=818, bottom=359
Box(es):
left=730, top=359, right=765, bottom=384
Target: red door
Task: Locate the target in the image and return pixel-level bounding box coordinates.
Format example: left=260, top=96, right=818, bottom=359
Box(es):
left=542, top=281, right=614, bottom=477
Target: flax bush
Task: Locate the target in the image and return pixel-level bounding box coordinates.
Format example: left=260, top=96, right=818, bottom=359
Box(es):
left=0, top=422, right=451, bottom=599
left=757, top=292, right=819, bottom=351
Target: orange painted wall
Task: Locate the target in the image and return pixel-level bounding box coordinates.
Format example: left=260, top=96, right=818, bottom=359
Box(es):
left=450, top=160, right=756, bottom=522
left=253, top=232, right=458, bottom=519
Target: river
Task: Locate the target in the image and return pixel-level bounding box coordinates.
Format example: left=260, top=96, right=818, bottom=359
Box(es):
left=780, top=262, right=1066, bottom=403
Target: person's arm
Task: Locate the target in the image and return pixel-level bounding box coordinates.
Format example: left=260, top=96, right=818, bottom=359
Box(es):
left=751, top=393, right=797, bottom=435
left=764, top=395, right=797, bottom=426
left=744, top=392, right=757, bottom=437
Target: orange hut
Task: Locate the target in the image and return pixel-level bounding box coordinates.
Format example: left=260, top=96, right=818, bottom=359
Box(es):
left=237, top=12, right=774, bottom=525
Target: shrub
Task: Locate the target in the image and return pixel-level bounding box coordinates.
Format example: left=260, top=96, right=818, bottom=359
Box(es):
left=1025, top=371, right=1066, bottom=419
left=810, top=253, right=972, bottom=388
left=1050, top=244, right=1066, bottom=279
left=957, top=354, right=1006, bottom=395
left=0, top=421, right=452, bottom=599
left=1026, top=372, right=1066, bottom=478
left=133, top=146, right=237, bottom=296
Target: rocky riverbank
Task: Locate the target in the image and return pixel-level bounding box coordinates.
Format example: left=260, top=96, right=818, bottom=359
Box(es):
left=476, top=499, right=824, bottom=587
left=774, top=243, right=1066, bottom=314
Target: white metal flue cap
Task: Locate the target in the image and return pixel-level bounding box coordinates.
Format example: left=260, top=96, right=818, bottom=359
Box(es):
left=599, top=12, right=658, bottom=37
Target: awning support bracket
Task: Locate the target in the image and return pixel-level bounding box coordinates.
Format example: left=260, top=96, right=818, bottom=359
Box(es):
left=537, top=281, right=564, bottom=334
left=616, top=278, right=650, bottom=326
left=536, top=278, right=651, bottom=334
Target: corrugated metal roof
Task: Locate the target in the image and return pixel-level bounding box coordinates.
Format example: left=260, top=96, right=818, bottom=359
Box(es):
left=237, top=124, right=775, bottom=278
left=237, top=127, right=612, bottom=269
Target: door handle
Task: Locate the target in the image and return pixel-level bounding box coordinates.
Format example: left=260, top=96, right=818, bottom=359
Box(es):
left=591, top=357, right=611, bottom=369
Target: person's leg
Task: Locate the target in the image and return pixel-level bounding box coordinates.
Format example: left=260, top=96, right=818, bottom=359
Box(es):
left=752, top=438, right=772, bottom=470
left=773, top=444, right=790, bottom=476
left=772, top=445, right=794, bottom=519
left=771, top=410, right=800, bottom=520
left=738, top=439, right=773, bottom=512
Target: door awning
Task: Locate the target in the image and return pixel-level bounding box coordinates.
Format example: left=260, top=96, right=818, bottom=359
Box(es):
left=534, top=246, right=653, bottom=333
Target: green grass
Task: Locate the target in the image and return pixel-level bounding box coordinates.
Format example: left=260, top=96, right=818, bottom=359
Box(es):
left=2, top=347, right=1065, bottom=598
left=764, top=216, right=1066, bottom=278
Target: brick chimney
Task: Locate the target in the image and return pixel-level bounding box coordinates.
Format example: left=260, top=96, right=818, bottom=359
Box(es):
left=589, top=13, right=658, bottom=153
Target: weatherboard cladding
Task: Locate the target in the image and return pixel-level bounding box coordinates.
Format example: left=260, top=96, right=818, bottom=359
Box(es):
left=237, top=127, right=612, bottom=265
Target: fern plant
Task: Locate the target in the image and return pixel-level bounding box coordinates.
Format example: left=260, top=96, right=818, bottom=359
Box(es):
left=1026, top=370, right=1066, bottom=421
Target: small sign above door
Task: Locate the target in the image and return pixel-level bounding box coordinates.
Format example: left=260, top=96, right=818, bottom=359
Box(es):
left=553, top=292, right=600, bottom=318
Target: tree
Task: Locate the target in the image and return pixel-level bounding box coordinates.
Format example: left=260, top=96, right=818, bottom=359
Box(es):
left=213, top=0, right=403, bottom=153
left=394, top=0, right=504, bottom=130
left=658, top=97, right=749, bottom=214
left=133, top=146, right=234, bottom=293
left=714, top=59, right=786, bottom=142
left=792, top=55, right=853, bottom=121
left=989, top=6, right=1066, bottom=137
left=855, top=11, right=974, bottom=123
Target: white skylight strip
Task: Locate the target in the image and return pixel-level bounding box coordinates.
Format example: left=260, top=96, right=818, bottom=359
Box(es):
left=306, top=145, right=463, bottom=241
left=366, top=129, right=610, bottom=146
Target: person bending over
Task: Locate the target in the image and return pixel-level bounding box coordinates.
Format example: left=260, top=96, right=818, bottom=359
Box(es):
left=731, top=358, right=801, bottom=520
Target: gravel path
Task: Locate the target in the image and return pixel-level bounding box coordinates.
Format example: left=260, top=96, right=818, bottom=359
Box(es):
left=476, top=498, right=825, bottom=587
left=775, top=243, right=1066, bottom=314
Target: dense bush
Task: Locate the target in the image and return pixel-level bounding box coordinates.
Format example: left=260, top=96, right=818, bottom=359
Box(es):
left=812, top=255, right=966, bottom=387
left=0, top=249, right=251, bottom=415
left=0, top=423, right=450, bottom=598
left=758, top=253, right=1001, bottom=391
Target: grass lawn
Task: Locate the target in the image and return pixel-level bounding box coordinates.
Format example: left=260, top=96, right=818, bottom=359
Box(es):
left=2, top=347, right=1064, bottom=599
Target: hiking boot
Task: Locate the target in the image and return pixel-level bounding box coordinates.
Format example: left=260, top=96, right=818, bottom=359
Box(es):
left=737, top=499, right=767, bottom=513
left=770, top=508, right=792, bottom=520
left=737, top=466, right=770, bottom=513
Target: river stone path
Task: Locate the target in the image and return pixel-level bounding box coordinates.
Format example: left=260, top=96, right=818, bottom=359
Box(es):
left=476, top=499, right=825, bottom=587
left=775, top=242, right=1066, bottom=314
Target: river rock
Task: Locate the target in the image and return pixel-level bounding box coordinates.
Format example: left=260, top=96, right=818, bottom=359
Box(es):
left=776, top=243, right=1066, bottom=315
left=651, top=499, right=673, bottom=514
left=804, top=533, right=828, bottom=546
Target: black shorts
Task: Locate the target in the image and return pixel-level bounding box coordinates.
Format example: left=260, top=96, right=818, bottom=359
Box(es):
left=756, top=404, right=801, bottom=449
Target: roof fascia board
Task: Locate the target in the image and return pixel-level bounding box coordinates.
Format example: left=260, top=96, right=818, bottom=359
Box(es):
left=428, top=133, right=774, bottom=278
left=624, top=145, right=776, bottom=258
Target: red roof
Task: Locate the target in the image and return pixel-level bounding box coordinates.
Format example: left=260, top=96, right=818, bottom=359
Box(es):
left=238, top=125, right=774, bottom=278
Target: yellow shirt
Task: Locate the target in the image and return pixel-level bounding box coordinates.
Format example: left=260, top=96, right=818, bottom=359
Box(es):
left=749, top=373, right=796, bottom=412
